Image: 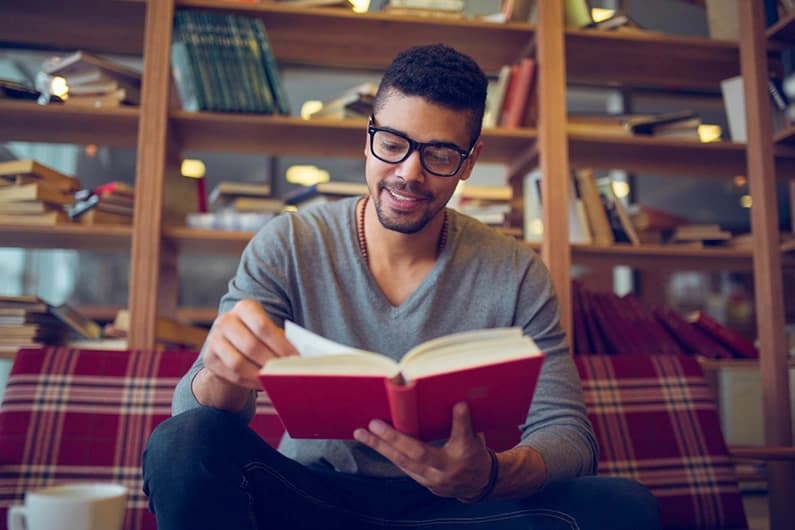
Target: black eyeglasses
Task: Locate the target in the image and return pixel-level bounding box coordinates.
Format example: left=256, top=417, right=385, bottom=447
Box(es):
left=367, top=115, right=473, bottom=177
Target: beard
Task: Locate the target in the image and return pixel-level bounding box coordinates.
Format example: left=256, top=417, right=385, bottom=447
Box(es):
left=373, top=180, right=446, bottom=234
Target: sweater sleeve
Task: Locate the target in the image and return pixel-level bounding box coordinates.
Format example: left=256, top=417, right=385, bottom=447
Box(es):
left=514, top=253, right=599, bottom=483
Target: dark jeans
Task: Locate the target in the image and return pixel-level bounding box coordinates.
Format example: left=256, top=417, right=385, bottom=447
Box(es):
left=143, top=407, right=660, bottom=530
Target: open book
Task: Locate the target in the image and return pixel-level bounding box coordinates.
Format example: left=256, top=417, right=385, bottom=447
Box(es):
left=257, top=322, right=546, bottom=441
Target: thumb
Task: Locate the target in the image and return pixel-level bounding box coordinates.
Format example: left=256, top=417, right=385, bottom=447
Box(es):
left=449, top=402, right=476, bottom=442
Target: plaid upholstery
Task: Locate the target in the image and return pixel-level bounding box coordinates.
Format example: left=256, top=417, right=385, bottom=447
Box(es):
left=575, top=355, right=747, bottom=530
left=0, top=348, right=284, bottom=530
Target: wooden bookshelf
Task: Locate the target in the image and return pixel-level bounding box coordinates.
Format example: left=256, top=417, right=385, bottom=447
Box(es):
left=0, top=224, right=131, bottom=252
left=0, top=0, right=146, bottom=54
left=171, top=113, right=537, bottom=161
left=0, top=100, right=139, bottom=147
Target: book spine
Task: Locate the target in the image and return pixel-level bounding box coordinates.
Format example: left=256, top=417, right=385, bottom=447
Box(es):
left=385, top=379, right=420, bottom=438
left=252, top=19, right=291, bottom=115
left=689, top=311, right=759, bottom=359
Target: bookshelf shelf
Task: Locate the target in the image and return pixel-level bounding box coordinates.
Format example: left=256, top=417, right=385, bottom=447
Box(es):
left=162, top=226, right=253, bottom=255
left=0, top=100, right=139, bottom=147
left=171, top=112, right=537, bottom=161
left=0, top=0, right=146, bottom=54
left=570, top=243, right=795, bottom=272
left=177, top=0, right=533, bottom=73
left=0, top=224, right=132, bottom=251
left=564, top=29, right=740, bottom=89
left=567, top=134, right=766, bottom=177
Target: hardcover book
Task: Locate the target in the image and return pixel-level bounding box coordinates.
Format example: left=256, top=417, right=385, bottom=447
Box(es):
left=258, top=322, right=545, bottom=441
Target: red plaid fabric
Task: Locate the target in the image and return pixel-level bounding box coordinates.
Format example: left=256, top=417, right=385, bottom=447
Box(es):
left=0, top=348, right=285, bottom=530
left=575, top=355, right=747, bottom=530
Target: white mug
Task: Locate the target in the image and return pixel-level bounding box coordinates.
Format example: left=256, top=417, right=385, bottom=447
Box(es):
left=7, top=482, right=127, bottom=530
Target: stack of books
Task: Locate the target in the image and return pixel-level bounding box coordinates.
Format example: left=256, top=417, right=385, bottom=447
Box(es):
left=307, top=82, right=377, bottom=120
left=624, top=110, right=702, bottom=140
left=670, top=224, right=733, bottom=247
left=187, top=180, right=279, bottom=231
left=37, top=51, right=142, bottom=107
left=69, top=181, right=136, bottom=225
left=0, top=160, right=80, bottom=226
left=0, top=296, right=102, bottom=357
left=451, top=184, right=512, bottom=228
left=382, top=0, right=465, bottom=18
left=284, top=181, right=368, bottom=209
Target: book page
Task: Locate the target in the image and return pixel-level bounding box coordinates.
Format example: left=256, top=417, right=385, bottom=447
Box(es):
left=400, top=334, right=541, bottom=382
left=285, top=320, right=371, bottom=358
left=401, top=327, right=523, bottom=364
left=261, top=353, right=399, bottom=377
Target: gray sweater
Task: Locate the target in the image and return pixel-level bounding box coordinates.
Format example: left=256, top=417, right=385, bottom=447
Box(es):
left=173, top=197, right=597, bottom=482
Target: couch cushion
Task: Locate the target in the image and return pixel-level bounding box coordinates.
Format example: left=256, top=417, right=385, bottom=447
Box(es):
left=575, top=355, right=747, bottom=530
left=0, top=347, right=284, bottom=530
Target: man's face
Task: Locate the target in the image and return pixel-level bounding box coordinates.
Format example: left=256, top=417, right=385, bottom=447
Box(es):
left=364, top=92, right=481, bottom=235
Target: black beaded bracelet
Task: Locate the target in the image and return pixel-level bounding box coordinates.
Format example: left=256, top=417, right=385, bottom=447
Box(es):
left=458, top=448, right=499, bottom=504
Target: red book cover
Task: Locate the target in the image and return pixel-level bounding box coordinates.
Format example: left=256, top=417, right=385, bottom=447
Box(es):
left=687, top=310, right=759, bottom=359
left=258, top=323, right=545, bottom=442
left=652, top=307, right=734, bottom=359
left=499, top=57, right=536, bottom=128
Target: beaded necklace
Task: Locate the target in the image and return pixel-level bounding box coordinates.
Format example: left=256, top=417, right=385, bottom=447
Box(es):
left=356, top=195, right=448, bottom=266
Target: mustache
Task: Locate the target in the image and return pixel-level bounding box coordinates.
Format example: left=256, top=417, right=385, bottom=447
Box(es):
left=378, top=180, right=433, bottom=200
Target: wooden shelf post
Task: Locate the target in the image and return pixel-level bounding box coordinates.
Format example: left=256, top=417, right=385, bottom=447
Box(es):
left=739, top=1, right=795, bottom=528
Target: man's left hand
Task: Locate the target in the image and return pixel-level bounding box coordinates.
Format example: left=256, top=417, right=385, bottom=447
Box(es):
left=353, top=402, right=493, bottom=500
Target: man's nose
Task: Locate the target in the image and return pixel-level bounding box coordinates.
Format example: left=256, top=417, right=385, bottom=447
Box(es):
left=397, top=148, right=426, bottom=182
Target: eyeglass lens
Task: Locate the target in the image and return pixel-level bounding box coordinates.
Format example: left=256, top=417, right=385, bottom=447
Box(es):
left=371, top=129, right=462, bottom=176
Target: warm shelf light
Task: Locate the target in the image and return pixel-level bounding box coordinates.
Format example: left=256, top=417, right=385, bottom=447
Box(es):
left=286, top=165, right=330, bottom=186
left=733, top=175, right=747, bottom=187
left=181, top=159, right=206, bottom=179
left=527, top=219, right=543, bottom=237
left=49, top=76, right=69, bottom=99
left=300, top=100, right=323, bottom=120
left=698, top=124, right=722, bottom=143
left=740, top=195, right=752, bottom=208
left=611, top=180, right=630, bottom=199
left=350, top=0, right=369, bottom=13
left=591, top=8, right=615, bottom=23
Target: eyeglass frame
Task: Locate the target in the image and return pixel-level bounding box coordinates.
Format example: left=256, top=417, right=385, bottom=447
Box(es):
left=367, top=115, right=476, bottom=177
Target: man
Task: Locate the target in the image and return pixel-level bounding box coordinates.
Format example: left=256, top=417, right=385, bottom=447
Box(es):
left=143, top=44, right=660, bottom=529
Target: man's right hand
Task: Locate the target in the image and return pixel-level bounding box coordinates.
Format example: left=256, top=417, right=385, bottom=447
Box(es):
left=192, top=300, right=299, bottom=411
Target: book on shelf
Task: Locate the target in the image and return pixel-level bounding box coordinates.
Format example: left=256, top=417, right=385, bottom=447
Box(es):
left=522, top=169, right=591, bottom=244
left=500, top=0, right=535, bottom=22
left=113, top=309, right=208, bottom=350
left=186, top=210, right=276, bottom=231
left=594, top=178, right=639, bottom=246
left=78, top=208, right=132, bottom=226
left=208, top=181, right=272, bottom=207
left=585, top=12, right=646, bottom=32
left=0, top=210, right=70, bottom=226
left=499, top=57, right=536, bottom=129
left=0, top=79, right=44, bottom=101
left=0, top=182, right=74, bottom=206
left=0, top=297, right=102, bottom=347
left=687, top=310, right=759, bottom=359
left=670, top=224, right=732, bottom=243
left=573, top=169, right=614, bottom=246
left=38, top=51, right=142, bottom=105
left=171, top=11, right=289, bottom=115
left=627, top=204, right=689, bottom=232
left=308, top=82, right=376, bottom=120
left=258, top=321, right=545, bottom=441
left=623, top=110, right=701, bottom=137
left=0, top=160, right=81, bottom=191
left=652, top=306, right=734, bottom=360
left=483, top=64, right=512, bottom=129
left=0, top=201, right=54, bottom=215
left=284, top=181, right=368, bottom=208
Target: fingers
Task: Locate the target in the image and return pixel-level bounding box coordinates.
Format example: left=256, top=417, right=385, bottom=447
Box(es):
left=354, top=421, right=443, bottom=486
left=448, top=402, right=475, bottom=442
left=203, top=300, right=298, bottom=389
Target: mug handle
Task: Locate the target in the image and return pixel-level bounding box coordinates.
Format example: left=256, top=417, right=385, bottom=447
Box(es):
left=7, top=505, right=27, bottom=530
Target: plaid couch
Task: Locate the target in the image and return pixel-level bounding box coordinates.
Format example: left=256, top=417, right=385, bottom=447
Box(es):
left=0, top=348, right=747, bottom=530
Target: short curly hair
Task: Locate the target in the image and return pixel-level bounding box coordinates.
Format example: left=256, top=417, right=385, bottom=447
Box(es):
left=374, top=44, right=488, bottom=147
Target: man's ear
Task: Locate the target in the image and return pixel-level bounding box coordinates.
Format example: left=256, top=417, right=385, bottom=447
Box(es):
left=459, top=141, right=483, bottom=182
